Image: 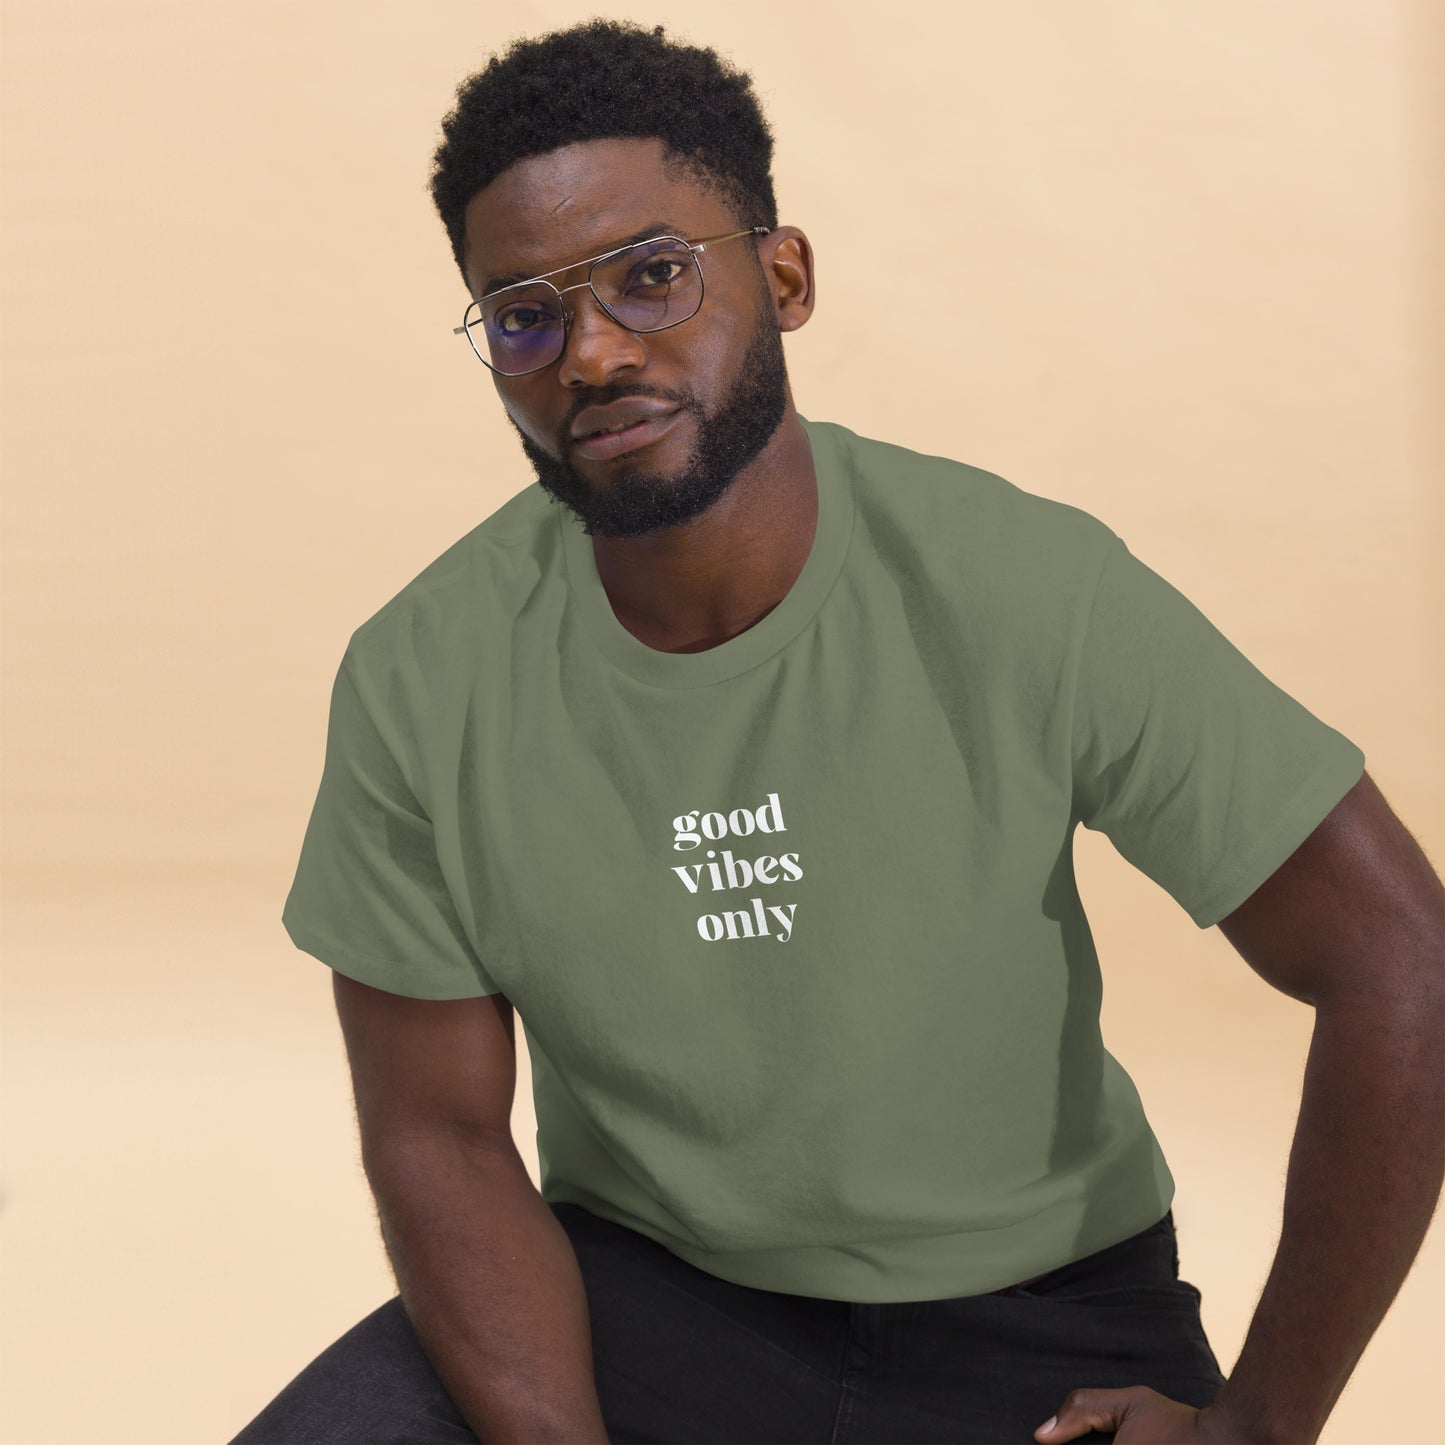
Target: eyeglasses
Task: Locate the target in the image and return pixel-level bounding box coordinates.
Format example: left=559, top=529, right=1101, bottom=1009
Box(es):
left=452, top=226, right=770, bottom=377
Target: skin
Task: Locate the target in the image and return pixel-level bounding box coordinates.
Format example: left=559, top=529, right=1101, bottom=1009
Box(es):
left=458, top=134, right=1445, bottom=1445
left=1033, top=768, right=1445, bottom=1444
left=461, top=136, right=817, bottom=654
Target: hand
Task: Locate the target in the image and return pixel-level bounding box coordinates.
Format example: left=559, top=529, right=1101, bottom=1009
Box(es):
left=1035, top=1387, right=1258, bottom=1443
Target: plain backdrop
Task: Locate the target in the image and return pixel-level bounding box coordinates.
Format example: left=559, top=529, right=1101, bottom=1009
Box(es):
left=2, top=2, right=1442, bottom=1443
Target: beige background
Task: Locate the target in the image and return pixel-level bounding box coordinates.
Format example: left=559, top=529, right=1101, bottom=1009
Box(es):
left=3, top=1, right=1442, bottom=1442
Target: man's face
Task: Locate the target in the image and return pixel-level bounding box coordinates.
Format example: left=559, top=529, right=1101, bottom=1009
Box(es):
left=461, top=137, right=792, bottom=539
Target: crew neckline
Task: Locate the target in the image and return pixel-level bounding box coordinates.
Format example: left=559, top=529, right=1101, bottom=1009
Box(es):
left=557, top=414, right=856, bottom=689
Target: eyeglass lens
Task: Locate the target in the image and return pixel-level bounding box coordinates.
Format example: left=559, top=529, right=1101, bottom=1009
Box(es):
left=463, top=238, right=703, bottom=374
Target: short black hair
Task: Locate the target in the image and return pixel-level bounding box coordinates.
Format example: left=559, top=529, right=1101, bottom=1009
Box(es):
left=428, top=18, right=779, bottom=292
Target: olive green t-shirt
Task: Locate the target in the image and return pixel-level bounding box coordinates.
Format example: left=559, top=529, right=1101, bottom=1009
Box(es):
left=282, top=414, right=1364, bottom=1302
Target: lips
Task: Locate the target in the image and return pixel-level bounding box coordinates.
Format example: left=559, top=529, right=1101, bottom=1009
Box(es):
left=571, top=398, right=680, bottom=440
left=571, top=408, right=684, bottom=461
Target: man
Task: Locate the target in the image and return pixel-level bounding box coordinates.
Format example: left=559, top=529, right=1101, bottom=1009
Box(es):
left=231, top=19, right=1445, bottom=1445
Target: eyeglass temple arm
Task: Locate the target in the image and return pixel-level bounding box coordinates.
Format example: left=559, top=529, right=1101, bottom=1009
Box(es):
left=692, top=225, right=771, bottom=253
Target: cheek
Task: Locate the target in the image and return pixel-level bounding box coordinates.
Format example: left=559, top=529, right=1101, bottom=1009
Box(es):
left=700, top=292, right=766, bottom=377
left=496, top=389, right=546, bottom=443
left=699, top=286, right=754, bottom=346
left=664, top=313, right=739, bottom=393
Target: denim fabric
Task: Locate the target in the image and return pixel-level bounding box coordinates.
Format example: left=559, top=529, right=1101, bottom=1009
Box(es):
left=228, top=1202, right=1226, bottom=1444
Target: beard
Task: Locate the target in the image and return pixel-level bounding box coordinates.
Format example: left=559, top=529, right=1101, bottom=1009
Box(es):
left=504, top=300, right=791, bottom=540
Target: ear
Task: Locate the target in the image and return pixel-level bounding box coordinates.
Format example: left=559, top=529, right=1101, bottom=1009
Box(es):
left=761, top=226, right=815, bottom=332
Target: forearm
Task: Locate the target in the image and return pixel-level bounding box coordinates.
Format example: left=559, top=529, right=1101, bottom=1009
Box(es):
left=1209, top=990, right=1445, bottom=1444
left=368, top=1131, right=610, bottom=1445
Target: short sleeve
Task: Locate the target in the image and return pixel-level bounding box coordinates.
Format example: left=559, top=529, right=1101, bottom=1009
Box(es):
left=1070, top=533, right=1366, bottom=929
left=281, top=646, right=502, bottom=999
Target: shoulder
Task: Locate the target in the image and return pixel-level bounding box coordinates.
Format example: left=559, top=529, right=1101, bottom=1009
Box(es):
left=344, top=481, right=558, bottom=682
left=806, top=415, right=1117, bottom=605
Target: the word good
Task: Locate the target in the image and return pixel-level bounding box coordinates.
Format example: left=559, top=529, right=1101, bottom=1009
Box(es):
left=672, top=791, right=786, bottom=851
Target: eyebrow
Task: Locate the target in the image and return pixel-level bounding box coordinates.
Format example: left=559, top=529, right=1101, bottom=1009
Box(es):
left=480, top=221, right=687, bottom=297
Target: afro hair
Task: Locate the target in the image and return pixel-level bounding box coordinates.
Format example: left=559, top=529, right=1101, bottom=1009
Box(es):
left=428, top=18, right=780, bottom=291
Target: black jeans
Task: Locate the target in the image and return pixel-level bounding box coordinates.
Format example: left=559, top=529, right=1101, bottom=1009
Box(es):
left=229, top=1201, right=1226, bottom=1444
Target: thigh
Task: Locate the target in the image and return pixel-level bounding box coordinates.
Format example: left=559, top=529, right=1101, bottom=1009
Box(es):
left=228, top=1203, right=850, bottom=1445
left=227, top=1296, right=477, bottom=1445
left=835, top=1211, right=1227, bottom=1445
left=553, top=1200, right=846, bottom=1445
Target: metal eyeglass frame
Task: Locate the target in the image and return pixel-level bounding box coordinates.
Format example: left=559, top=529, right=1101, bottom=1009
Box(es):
left=452, top=225, right=771, bottom=376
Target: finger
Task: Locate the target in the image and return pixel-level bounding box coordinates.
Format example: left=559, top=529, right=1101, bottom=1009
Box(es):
left=1035, top=1386, right=1140, bottom=1441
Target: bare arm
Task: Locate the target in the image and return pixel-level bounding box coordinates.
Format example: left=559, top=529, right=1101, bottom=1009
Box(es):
left=333, top=973, right=610, bottom=1444
left=1032, top=770, right=1445, bottom=1445
left=1206, top=771, right=1445, bottom=1444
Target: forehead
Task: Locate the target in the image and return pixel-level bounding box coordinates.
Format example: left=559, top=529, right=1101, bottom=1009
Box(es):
left=462, top=136, right=734, bottom=297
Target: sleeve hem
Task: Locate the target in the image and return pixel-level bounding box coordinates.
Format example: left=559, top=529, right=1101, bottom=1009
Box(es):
left=1184, top=744, right=1366, bottom=930
left=282, top=915, right=504, bottom=1001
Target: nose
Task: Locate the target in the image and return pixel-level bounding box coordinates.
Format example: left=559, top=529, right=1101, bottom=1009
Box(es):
left=555, top=286, right=649, bottom=389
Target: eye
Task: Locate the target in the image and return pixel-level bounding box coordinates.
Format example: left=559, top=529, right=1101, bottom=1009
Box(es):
left=626, top=257, right=689, bottom=291
left=496, top=304, right=551, bottom=334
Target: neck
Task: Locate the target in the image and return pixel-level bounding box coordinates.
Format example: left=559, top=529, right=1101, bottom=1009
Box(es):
left=590, top=405, right=817, bottom=654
